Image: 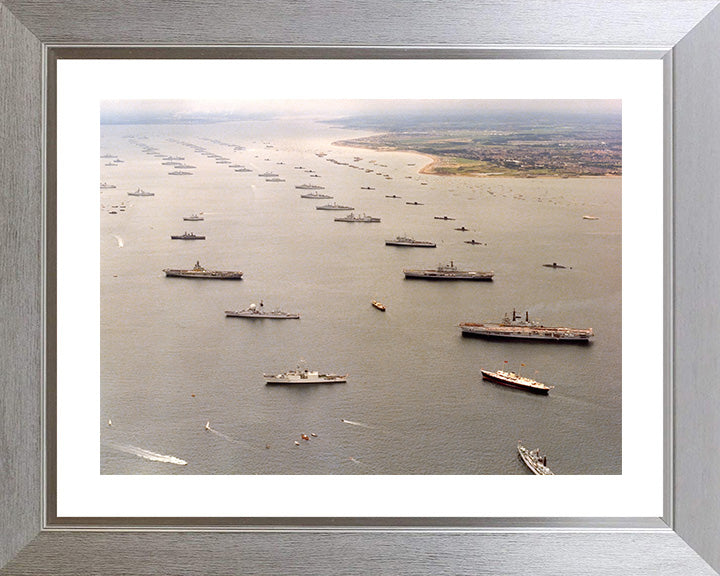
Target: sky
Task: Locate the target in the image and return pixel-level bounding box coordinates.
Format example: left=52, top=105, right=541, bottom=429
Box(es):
left=101, top=99, right=621, bottom=125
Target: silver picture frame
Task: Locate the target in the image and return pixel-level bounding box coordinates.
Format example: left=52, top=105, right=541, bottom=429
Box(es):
left=2, top=1, right=720, bottom=573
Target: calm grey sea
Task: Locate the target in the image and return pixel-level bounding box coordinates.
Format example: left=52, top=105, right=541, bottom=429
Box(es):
left=100, top=119, right=621, bottom=475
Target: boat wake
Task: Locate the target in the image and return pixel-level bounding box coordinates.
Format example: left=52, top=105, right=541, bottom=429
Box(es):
left=205, top=424, right=259, bottom=451
left=113, top=235, right=124, bottom=247
left=108, top=443, right=187, bottom=466
left=340, top=418, right=372, bottom=429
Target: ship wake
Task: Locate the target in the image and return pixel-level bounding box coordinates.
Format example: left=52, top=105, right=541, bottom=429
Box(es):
left=206, top=425, right=259, bottom=451
left=340, top=418, right=372, bottom=429
left=108, top=443, right=187, bottom=466
left=113, top=235, right=124, bottom=247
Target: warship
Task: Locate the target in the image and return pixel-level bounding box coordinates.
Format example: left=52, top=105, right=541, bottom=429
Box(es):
left=403, top=261, right=493, bottom=281
left=517, top=442, right=554, bottom=475
left=460, top=310, right=594, bottom=342
left=163, top=261, right=242, bottom=279
left=316, top=202, right=354, bottom=211
left=334, top=213, right=381, bottom=223
left=127, top=187, right=154, bottom=197
left=170, top=232, right=205, bottom=240
left=264, top=367, right=347, bottom=385
left=385, top=236, right=436, bottom=248
left=225, top=302, right=299, bottom=319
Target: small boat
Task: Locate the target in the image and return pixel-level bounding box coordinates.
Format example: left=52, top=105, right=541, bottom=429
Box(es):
left=371, top=300, right=386, bottom=311
left=465, top=239, right=486, bottom=245
left=517, top=442, right=554, bottom=475
left=434, top=216, right=455, bottom=220
left=316, top=203, right=354, bottom=211
left=183, top=214, right=204, bottom=221
left=583, top=215, right=599, bottom=220
left=481, top=368, right=553, bottom=395
left=264, top=367, right=347, bottom=385
left=170, top=232, right=205, bottom=240
left=127, top=187, right=154, bottom=197
left=385, top=236, right=436, bottom=248
left=225, top=302, right=299, bottom=319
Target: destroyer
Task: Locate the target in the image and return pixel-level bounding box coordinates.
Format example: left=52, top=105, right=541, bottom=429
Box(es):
left=264, top=367, right=347, bottom=384
left=517, top=442, right=554, bottom=475
left=225, top=302, right=298, bottom=319
left=403, top=261, right=493, bottom=281
left=163, top=261, right=242, bottom=279
left=296, top=184, right=325, bottom=190
left=385, top=236, right=436, bottom=248
left=460, top=309, right=593, bottom=342
left=170, top=232, right=205, bottom=240
left=481, top=368, right=553, bottom=395
left=334, top=213, right=381, bottom=223
left=127, top=187, right=154, bottom=197
left=300, top=191, right=333, bottom=199
left=316, top=202, right=354, bottom=211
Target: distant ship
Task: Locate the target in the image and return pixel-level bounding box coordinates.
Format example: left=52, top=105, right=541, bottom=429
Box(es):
left=300, top=191, right=333, bottom=199
left=258, top=172, right=278, bottom=177
left=334, top=213, right=381, bottom=223
left=170, top=232, right=205, bottom=240
left=316, top=203, right=354, bottom=211
left=183, top=214, right=204, bottom=221
left=235, top=167, right=253, bottom=172
left=403, top=261, right=493, bottom=281
left=168, top=170, right=193, bottom=175
left=225, top=302, right=299, bottom=319
left=385, top=236, right=436, bottom=248
left=264, top=367, right=347, bottom=385
left=100, top=182, right=116, bottom=189
left=542, top=262, right=568, bottom=269
left=434, top=215, right=455, bottom=220
left=459, top=310, right=594, bottom=342
left=128, top=187, right=154, bottom=197
left=371, top=300, right=386, bottom=311
left=583, top=215, right=599, bottom=220
left=296, top=184, right=325, bottom=190
left=163, top=261, right=242, bottom=279
left=360, top=186, right=375, bottom=190
left=406, top=201, right=423, bottom=205
left=481, top=368, right=553, bottom=395
left=385, top=194, right=401, bottom=198
left=465, top=240, right=486, bottom=245
left=517, top=442, right=554, bottom=475
left=265, top=177, right=285, bottom=182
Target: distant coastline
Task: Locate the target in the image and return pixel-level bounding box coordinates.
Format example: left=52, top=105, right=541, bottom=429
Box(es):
left=332, top=137, right=622, bottom=179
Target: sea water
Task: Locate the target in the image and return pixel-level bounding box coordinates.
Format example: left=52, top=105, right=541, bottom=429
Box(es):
left=99, top=119, right=621, bottom=475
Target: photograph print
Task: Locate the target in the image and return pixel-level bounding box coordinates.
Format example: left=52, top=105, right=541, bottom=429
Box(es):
left=99, top=99, right=621, bottom=476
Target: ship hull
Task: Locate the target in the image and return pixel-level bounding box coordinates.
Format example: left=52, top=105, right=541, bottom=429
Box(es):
left=164, top=270, right=242, bottom=279
left=481, top=370, right=550, bottom=395
left=385, top=242, right=436, bottom=248
left=225, top=311, right=298, bottom=319
left=404, top=271, right=493, bottom=280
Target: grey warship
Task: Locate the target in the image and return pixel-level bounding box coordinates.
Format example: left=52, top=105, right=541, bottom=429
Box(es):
left=163, top=261, right=242, bottom=279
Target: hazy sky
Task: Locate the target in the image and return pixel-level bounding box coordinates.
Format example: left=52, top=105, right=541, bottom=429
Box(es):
left=101, top=99, right=621, bottom=124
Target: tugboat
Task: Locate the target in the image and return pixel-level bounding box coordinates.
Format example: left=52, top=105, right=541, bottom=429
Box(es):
left=163, top=261, right=242, bottom=279
left=334, top=213, right=381, bottom=223
left=403, top=261, right=493, bottom=281
left=385, top=236, right=436, bottom=248
left=170, top=232, right=205, bottom=240
left=517, top=442, right=554, bottom=475
left=460, top=309, right=594, bottom=342
left=225, top=301, right=299, bottom=319
left=264, top=366, right=347, bottom=385
left=481, top=367, right=553, bottom=395
left=127, top=187, right=154, bottom=197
